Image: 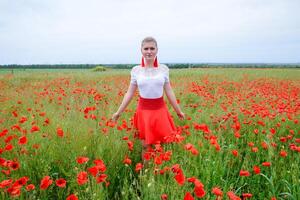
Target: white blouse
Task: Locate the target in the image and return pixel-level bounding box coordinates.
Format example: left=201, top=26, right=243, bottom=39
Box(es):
left=130, top=64, right=170, bottom=99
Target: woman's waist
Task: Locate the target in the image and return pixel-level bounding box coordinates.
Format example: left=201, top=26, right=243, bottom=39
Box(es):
left=137, top=96, right=165, bottom=110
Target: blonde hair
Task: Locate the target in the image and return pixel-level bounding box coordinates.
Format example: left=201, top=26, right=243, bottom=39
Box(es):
left=141, top=37, right=157, bottom=47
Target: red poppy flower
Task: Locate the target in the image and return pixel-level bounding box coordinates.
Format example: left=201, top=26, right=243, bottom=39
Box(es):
left=1, top=169, right=10, bottom=175
left=44, top=118, right=50, bottom=125
left=161, top=193, right=168, bottom=200
left=123, top=155, right=132, bottom=165
left=87, top=166, right=99, bottom=177
left=270, top=128, right=276, bottom=134
left=40, top=176, right=53, bottom=190
left=13, top=176, right=29, bottom=187
left=234, top=131, right=241, bottom=138
left=0, top=179, right=13, bottom=188
left=0, top=129, right=9, bottom=137
left=5, top=144, right=14, bottom=151
left=212, top=187, right=223, bottom=196
left=26, top=184, right=35, bottom=191
left=239, top=170, right=250, bottom=177
left=7, top=186, right=21, bottom=197
left=280, top=150, right=287, bottom=157
left=154, top=155, right=163, bottom=165
left=248, top=142, right=254, bottom=147
left=9, top=161, right=20, bottom=170
left=187, top=177, right=196, bottom=183
left=227, top=191, right=241, bottom=200
left=19, top=116, right=27, bottom=123
left=143, top=152, right=152, bottom=160
left=185, top=143, right=193, bottom=150
left=135, top=163, right=143, bottom=172
left=251, top=147, right=258, bottom=153
left=174, top=170, right=185, bottom=186
left=55, top=178, right=66, bottom=188
left=232, top=150, right=238, bottom=157
left=94, top=160, right=106, bottom=171
left=77, top=171, right=88, bottom=185
left=56, top=127, right=64, bottom=137
left=76, top=156, right=89, bottom=164
left=12, top=110, right=18, bottom=117
left=261, top=142, right=268, bottom=149
left=184, top=192, right=194, bottom=200
left=5, top=135, right=16, bottom=143
left=262, top=162, right=271, bottom=167
left=96, top=174, right=107, bottom=184
left=66, top=194, right=78, bottom=200
left=162, top=151, right=172, bottom=161
left=194, top=123, right=211, bottom=134
left=191, top=147, right=199, bottom=155
left=194, top=184, right=206, bottom=198
left=30, top=125, right=40, bottom=133
left=18, top=136, right=27, bottom=145
left=253, top=165, right=261, bottom=174
left=127, top=141, right=134, bottom=151
left=242, top=193, right=253, bottom=198
left=39, top=112, right=46, bottom=117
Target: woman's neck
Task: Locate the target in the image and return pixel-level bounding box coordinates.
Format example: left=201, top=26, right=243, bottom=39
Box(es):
left=144, top=60, right=154, bottom=67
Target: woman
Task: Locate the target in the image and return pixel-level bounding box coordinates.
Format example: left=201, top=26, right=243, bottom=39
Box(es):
left=112, top=37, right=184, bottom=146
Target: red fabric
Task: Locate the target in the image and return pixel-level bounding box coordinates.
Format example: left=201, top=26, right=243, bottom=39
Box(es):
left=141, top=57, right=145, bottom=67
left=141, top=57, right=158, bottom=68
left=153, top=57, right=158, bottom=67
left=133, top=96, right=176, bottom=145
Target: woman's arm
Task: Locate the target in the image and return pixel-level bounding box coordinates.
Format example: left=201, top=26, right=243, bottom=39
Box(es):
left=164, top=82, right=185, bottom=119
left=112, top=83, right=137, bottom=121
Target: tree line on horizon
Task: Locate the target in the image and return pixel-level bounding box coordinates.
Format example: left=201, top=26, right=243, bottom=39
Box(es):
left=1, top=63, right=300, bottom=69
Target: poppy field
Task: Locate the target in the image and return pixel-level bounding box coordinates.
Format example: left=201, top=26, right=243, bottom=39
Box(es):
left=0, top=68, right=299, bottom=200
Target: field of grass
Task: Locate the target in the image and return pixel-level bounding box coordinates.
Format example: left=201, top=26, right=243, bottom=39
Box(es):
left=0, top=68, right=299, bottom=200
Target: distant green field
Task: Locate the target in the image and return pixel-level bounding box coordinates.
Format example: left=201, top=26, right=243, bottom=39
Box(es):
left=1, top=67, right=300, bottom=79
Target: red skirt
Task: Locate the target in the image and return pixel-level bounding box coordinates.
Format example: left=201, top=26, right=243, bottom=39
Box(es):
left=133, top=96, right=176, bottom=145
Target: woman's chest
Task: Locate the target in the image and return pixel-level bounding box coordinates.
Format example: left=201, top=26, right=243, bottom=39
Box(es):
left=136, top=72, right=165, bottom=86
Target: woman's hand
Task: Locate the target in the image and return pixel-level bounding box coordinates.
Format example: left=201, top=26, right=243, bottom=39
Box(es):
left=177, top=111, right=185, bottom=120
left=111, top=84, right=137, bottom=122
left=111, top=112, right=121, bottom=122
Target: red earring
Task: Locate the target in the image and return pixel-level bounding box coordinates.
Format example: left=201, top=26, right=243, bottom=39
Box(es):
left=141, top=57, right=145, bottom=67
left=154, top=57, right=158, bottom=67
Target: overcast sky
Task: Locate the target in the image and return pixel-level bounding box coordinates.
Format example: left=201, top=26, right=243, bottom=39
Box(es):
left=1, top=0, right=300, bottom=64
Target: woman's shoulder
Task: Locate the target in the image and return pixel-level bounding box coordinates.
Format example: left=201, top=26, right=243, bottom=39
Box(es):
left=131, top=65, right=141, bottom=73
left=159, top=64, right=169, bottom=72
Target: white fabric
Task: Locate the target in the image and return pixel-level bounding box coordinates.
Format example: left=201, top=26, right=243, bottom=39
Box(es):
left=130, top=64, right=170, bottom=99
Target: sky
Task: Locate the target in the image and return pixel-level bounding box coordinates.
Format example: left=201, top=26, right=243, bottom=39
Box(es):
left=1, top=0, right=300, bottom=64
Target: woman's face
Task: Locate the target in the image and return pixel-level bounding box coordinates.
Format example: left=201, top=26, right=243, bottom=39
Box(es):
left=141, top=42, right=158, bottom=61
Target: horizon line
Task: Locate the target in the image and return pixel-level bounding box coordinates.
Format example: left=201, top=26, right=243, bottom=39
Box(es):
left=1, top=62, right=300, bottom=66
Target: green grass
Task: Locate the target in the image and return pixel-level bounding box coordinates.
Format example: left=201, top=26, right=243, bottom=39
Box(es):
left=0, top=68, right=299, bottom=199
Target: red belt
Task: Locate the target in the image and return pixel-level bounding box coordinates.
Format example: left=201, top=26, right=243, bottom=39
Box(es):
left=137, top=96, right=165, bottom=110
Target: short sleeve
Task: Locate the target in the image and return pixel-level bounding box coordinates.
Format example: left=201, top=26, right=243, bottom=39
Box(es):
left=130, top=68, right=137, bottom=85
left=164, top=67, right=170, bottom=83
